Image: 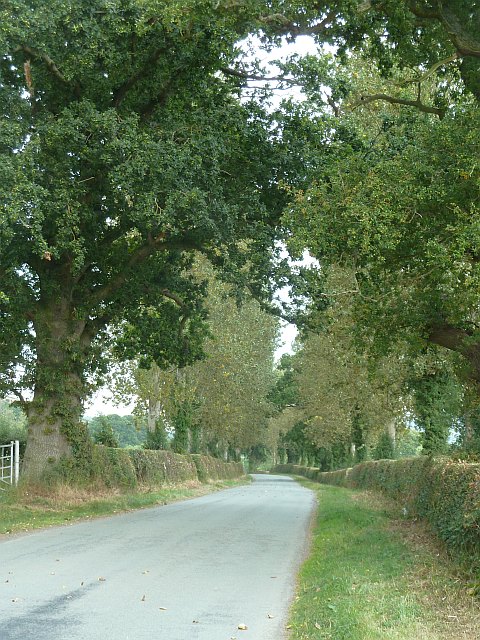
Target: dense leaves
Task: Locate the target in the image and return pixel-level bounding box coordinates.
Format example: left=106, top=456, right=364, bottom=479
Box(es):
left=0, top=1, right=289, bottom=475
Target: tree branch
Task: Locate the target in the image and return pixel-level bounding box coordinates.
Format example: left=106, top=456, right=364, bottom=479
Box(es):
left=399, top=52, right=460, bottom=85
left=140, top=76, right=175, bottom=120
left=90, top=232, right=168, bottom=305
left=89, top=234, right=200, bottom=306
left=437, top=5, right=480, bottom=58
left=355, top=92, right=446, bottom=118
left=160, top=288, right=187, bottom=310
left=11, top=388, right=28, bottom=409
left=220, top=66, right=298, bottom=85
left=15, top=45, right=68, bottom=84
left=406, top=1, right=440, bottom=20
left=112, top=47, right=167, bottom=107
left=258, top=10, right=336, bottom=38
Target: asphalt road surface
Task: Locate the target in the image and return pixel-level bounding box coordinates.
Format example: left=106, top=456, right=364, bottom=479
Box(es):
left=0, top=474, right=315, bottom=640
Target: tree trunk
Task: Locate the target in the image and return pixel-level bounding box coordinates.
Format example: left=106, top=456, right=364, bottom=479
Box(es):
left=22, top=300, right=91, bottom=479
left=429, top=325, right=480, bottom=383
left=386, top=419, right=396, bottom=447
left=147, top=397, right=163, bottom=433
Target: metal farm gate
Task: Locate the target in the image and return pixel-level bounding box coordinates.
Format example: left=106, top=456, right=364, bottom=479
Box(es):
left=0, top=440, right=20, bottom=488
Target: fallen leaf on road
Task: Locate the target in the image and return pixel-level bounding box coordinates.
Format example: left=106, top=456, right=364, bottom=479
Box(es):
left=238, top=624, right=248, bottom=630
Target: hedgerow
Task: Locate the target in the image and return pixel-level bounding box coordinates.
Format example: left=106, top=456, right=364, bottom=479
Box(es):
left=46, top=446, right=244, bottom=488
left=274, top=458, right=480, bottom=567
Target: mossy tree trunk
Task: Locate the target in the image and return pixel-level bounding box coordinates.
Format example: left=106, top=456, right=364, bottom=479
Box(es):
left=22, top=299, right=94, bottom=479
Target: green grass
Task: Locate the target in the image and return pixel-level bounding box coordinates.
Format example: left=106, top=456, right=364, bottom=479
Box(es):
left=288, top=481, right=479, bottom=640
left=0, top=478, right=248, bottom=536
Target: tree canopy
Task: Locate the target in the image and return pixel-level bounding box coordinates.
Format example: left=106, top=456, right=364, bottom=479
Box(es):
left=0, top=0, right=292, bottom=477
left=1, top=0, right=479, bottom=478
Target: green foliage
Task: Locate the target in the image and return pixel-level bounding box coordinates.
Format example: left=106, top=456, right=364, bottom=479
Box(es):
left=0, top=401, right=27, bottom=454
left=0, top=1, right=288, bottom=475
left=92, top=446, right=137, bottom=488
left=288, top=482, right=478, bottom=640
left=278, top=458, right=480, bottom=577
left=171, top=404, right=193, bottom=454
left=373, top=432, right=395, bottom=460
left=44, top=444, right=243, bottom=489
left=395, top=428, right=422, bottom=458
left=128, top=448, right=197, bottom=485
left=144, top=424, right=169, bottom=451
left=91, top=417, right=119, bottom=448
left=110, top=256, right=278, bottom=457
left=409, top=370, right=464, bottom=455
left=190, top=454, right=243, bottom=482
left=268, top=354, right=299, bottom=410
left=88, top=414, right=146, bottom=448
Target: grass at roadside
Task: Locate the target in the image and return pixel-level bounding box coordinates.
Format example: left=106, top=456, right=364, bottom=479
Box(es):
left=288, top=480, right=479, bottom=640
left=0, top=477, right=249, bottom=536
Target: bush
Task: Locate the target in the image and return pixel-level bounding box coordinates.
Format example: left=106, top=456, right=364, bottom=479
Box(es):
left=373, top=432, right=395, bottom=460
left=143, top=425, right=169, bottom=451
left=92, top=417, right=119, bottom=448
left=0, top=401, right=27, bottom=455
left=92, top=445, right=137, bottom=488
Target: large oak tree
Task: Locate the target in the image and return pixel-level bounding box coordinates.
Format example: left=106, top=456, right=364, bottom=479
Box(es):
left=0, top=0, right=289, bottom=477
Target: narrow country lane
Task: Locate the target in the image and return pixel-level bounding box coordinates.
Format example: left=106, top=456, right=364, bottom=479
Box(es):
left=0, top=475, right=315, bottom=640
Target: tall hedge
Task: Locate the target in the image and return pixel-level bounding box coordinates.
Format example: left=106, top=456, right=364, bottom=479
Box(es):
left=97, top=446, right=244, bottom=487
left=274, top=459, right=480, bottom=563
left=47, top=445, right=244, bottom=488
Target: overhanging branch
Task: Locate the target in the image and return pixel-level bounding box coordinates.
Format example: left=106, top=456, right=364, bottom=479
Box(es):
left=355, top=92, right=446, bottom=118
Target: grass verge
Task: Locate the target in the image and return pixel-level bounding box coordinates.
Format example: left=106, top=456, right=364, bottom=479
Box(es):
left=288, top=480, right=479, bottom=640
left=0, top=477, right=249, bottom=536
